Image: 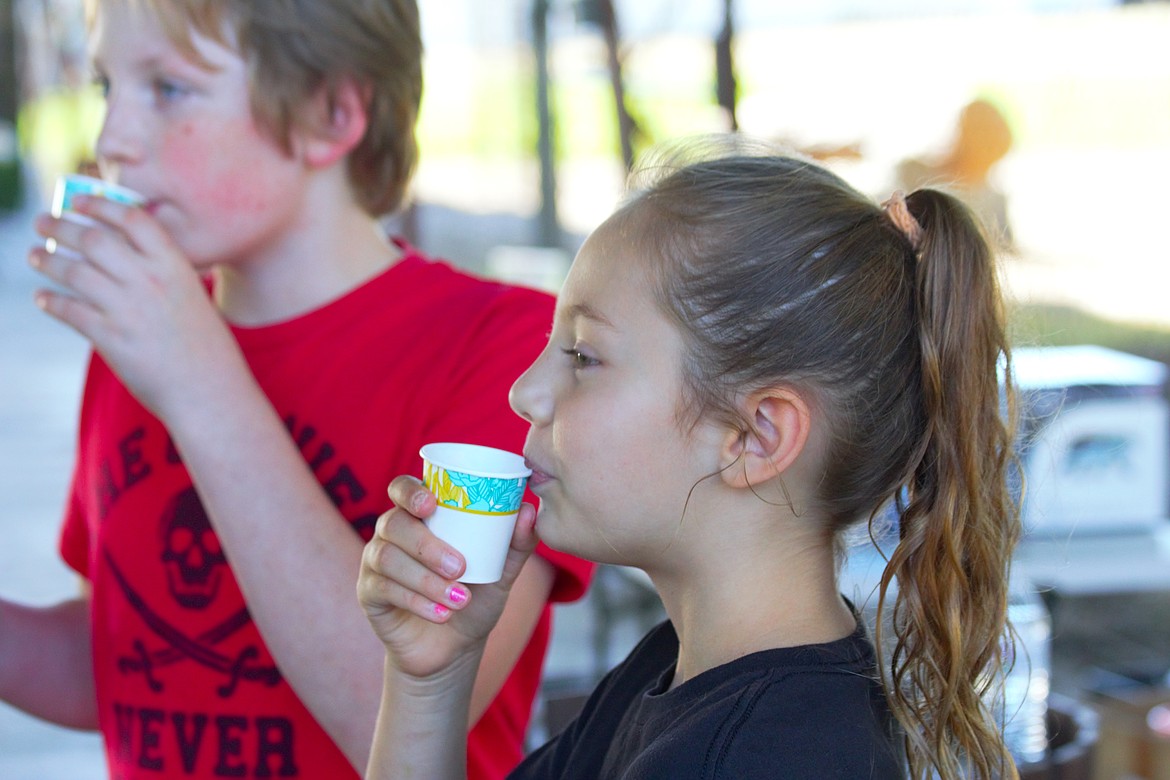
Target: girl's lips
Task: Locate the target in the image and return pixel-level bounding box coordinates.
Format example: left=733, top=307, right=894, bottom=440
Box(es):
left=524, top=457, right=554, bottom=488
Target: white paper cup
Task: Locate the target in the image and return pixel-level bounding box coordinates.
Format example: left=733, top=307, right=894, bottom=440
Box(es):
left=419, top=443, right=531, bottom=584
left=48, top=174, right=145, bottom=257
left=52, top=173, right=145, bottom=218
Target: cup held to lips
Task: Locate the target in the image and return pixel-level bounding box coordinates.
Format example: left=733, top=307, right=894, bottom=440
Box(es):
left=48, top=174, right=145, bottom=256
left=419, top=443, right=531, bottom=584
left=52, top=174, right=145, bottom=221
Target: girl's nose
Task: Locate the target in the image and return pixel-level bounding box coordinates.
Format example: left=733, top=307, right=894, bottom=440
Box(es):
left=509, top=353, right=553, bottom=427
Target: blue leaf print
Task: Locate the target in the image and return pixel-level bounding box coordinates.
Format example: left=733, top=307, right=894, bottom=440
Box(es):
left=448, top=473, right=526, bottom=513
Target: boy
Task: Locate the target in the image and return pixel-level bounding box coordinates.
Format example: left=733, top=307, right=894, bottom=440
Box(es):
left=0, top=0, right=591, bottom=777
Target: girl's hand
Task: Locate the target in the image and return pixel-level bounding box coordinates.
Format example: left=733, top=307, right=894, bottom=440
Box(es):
left=358, top=475, right=539, bottom=680
left=27, top=196, right=239, bottom=419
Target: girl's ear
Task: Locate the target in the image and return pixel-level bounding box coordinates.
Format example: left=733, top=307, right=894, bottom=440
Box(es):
left=718, top=389, right=811, bottom=489
left=299, top=78, right=369, bottom=169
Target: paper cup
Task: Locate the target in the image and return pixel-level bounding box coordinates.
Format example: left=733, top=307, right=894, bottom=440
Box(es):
left=51, top=174, right=144, bottom=226
left=47, top=174, right=145, bottom=258
left=419, top=443, right=531, bottom=584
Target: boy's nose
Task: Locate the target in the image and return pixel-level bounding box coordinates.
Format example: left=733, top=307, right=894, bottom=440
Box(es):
left=94, top=98, right=144, bottom=167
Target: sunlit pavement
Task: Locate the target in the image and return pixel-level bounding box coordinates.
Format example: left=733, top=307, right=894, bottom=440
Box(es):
left=0, top=195, right=106, bottom=778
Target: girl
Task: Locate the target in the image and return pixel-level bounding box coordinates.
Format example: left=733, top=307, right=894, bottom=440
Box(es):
left=358, top=139, right=1021, bottom=779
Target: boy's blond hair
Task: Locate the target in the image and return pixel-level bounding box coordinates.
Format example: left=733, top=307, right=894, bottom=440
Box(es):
left=88, top=0, right=422, bottom=216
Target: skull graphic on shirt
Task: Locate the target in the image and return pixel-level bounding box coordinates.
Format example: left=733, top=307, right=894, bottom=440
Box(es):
left=160, top=486, right=225, bottom=609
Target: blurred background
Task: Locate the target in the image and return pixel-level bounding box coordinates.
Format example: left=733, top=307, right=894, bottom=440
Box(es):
left=2, top=0, right=1170, bottom=777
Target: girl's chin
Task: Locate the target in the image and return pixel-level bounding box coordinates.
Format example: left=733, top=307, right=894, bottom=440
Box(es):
left=531, top=507, right=572, bottom=553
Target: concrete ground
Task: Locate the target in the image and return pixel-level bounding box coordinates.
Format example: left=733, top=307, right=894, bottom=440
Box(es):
left=0, top=194, right=107, bottom=778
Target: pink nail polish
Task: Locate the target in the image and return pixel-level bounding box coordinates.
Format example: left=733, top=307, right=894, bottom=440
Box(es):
left=449, top=586, right=468, bottom=605
left=433, top=603, right=450, bottom=618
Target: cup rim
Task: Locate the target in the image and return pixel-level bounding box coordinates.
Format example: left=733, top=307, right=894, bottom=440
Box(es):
left=55, top=173, right=145, bottom=209
left=419, top=442, right=531, bottom=479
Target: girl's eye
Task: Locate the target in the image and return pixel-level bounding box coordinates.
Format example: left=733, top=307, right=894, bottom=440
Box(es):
left=561, top=348, right=599, bottom=369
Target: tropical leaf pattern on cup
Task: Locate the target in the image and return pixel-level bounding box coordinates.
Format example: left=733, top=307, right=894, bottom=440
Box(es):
left=423, top=463, right=526, bottom=515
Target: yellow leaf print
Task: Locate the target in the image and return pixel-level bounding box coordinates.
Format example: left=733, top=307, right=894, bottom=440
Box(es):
left=425, top=463, right=471, bottom=509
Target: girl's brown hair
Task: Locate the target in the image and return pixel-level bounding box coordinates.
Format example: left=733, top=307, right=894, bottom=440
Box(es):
left=88, top=0, right=422, bottom=216
left=623, top=138, right=1021, bottom=779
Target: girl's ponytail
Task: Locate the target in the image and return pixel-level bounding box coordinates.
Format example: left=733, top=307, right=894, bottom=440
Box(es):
left=878, top=189, right=1022, bottom=779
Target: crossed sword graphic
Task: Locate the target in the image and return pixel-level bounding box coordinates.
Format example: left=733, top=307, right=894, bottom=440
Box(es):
left=106, top=553, right=282, bottom=697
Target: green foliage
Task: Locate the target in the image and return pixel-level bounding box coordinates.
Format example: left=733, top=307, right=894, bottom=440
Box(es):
left=0, top=158, right=19, bottom=211
left=1011, top=302, right=1170, bottom=367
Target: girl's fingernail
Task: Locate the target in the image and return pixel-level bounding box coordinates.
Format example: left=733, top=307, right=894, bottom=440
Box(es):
left=448, top=586, right=468, bottom=606
left=433, top=603, right=450, bottom=618
left=440, top=552, right=461, bottom=578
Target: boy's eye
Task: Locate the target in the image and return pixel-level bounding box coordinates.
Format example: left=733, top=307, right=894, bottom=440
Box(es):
left=152, top=78, right=188, bottom=102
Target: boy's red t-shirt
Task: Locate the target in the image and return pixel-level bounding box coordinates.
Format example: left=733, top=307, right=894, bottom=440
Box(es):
left=59, top=246, right=592, bottom=779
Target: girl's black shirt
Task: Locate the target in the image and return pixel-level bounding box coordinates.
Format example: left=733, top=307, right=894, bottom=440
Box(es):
left=512, top=615, right=905, bottom=779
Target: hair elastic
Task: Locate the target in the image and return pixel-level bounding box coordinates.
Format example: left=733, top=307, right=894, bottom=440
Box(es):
left=882, top=191, right=924, bottom=252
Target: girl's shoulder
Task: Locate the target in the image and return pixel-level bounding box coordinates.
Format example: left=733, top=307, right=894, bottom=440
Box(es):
left=642, top=624, right=905, bottom=779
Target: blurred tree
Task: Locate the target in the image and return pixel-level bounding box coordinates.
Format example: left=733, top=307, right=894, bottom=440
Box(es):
left=1, top=0, right=23, bottom=211
left=592, top=0, right=638, bottom=172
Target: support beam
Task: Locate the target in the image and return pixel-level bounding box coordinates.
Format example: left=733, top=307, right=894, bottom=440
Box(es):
left=715, top=0, right=738, bottom=131
left=595, top=0, right=636, bottom=172
left=531, top=0, right=561, bottom=248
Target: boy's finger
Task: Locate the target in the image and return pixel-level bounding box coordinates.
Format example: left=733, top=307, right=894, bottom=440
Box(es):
left=71, top=197, right=170, bottom=259
left=35, top=213, right=96, bottom=254
left=70, top=194, right=135, bottom=227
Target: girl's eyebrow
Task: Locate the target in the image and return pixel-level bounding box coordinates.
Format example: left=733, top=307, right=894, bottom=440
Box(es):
left=561, top=302, right=615, bottom=329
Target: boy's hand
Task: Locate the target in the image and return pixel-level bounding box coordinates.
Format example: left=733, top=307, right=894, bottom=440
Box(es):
left=358, top=475, right=539, bottom=680
left=27, top=195, right=240, bottom=418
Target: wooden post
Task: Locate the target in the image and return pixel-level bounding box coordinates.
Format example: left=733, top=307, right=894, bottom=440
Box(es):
left=715, top=0, right=738, bottom=131
left=531, top=0, right=561, bottom=248
left=594, top=0, right=636, bottom=172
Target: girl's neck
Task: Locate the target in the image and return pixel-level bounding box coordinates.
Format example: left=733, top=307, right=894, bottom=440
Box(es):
left=649, top=525, right=857, bottom=689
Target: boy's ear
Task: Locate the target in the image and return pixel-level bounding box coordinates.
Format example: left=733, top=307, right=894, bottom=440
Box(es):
left=718, top=389, right=811, bottom=489
left=300, top=79, right=369, bottom=169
